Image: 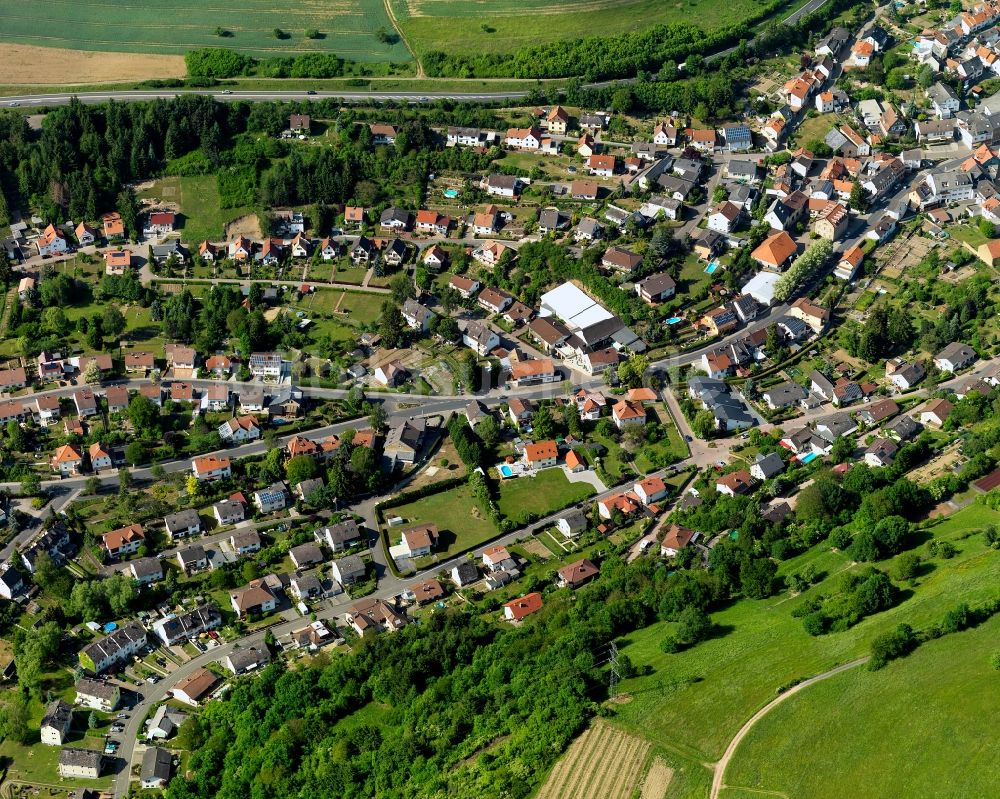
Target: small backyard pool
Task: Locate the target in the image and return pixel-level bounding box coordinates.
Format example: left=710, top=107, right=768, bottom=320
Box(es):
left=443, top=188, right=460, bottom=198
left=705, top=261, right=720, bottom=274
left=499, top=464, right=514, bottom=477
left=799, top=452, right=819, bottom=464
left=666, top=317, right=683, bottom=324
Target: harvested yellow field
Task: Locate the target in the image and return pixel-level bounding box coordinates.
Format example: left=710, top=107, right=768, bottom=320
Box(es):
left=640, top=758, right=675, bottom=799
left=536, top=720, right=651, bottom=799
left=1, top=44, right=185, bottom=85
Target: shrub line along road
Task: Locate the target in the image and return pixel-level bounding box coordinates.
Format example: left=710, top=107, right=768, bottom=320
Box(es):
left=709, top=656, right=869, bottom=799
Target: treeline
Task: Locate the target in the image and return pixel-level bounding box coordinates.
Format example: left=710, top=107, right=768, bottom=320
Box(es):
left=185, top=48, right=408, bottom=79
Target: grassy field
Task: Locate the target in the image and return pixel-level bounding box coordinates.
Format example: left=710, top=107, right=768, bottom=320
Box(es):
left=497, top=468, right=595, bottom=524
left=388, top=482, right=498, bottom=556
left=724, top=613, right=1000, bottom=798
left=391, top=0, right=778, bottom=57
left=139, top=175, right=253, bottom=245
left=0, top=0, right=411, bottom=62
left=611, top=502, right=1000, bottom=777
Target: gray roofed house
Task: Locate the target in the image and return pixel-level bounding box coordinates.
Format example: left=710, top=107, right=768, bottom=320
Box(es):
left=814, top=412, right=858, bottom=443
left=751, top=452, right=785, bottom=481
left=885, top=414, right=921, bottom=441
left=380, top=207, right=411, bottom=229
left=401, top=298, right=435, bottom=332
left=315, top=519, right=361, bottom=551
left=657, top=173, right=696, bottom=200
left=934, top=341, right=976, bottom=372
left=538, top=208, right=569, bottom=234
left=556, top=508, right=589, bottom=538
left=574, top=217, right=604, bottom=241
left=810, top=370, right=837, bottom=401
left=129, top=556, right=163, bottom=585
left=58, top=748, right=103, bottom=779
left=163, top=508, right=201, bottom=540
left=729, top=184, right=758, bottom=207
left=176, top=545, right=208, bottom=574
left=384, top=418, right=426, bottom=466
left=289, top=542, right=324, bottom=569
left=296, top=477, right=325, bottom=502
left=141, top=746, right=173, bottom=789
left=762, top=381, right=808, bottom=410
left=776, top=315, right=809, bottom=341
left=451, top=560, right=480, bottom=586
left=330, top=553, right=367, bottom=586
left=41, top=699, right=73, bottom=745
left=824, top=127, right=850, bottom=153
left=223, top=644, right=271, bottom=674
left=726, top=159, right=761, bottom=181
left=145, top=704, right=187, bottom=740
left=152, top=603, right=222, bottom=646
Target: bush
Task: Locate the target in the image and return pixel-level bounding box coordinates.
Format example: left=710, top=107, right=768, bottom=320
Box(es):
left=868, top=623, right=918, bottom=670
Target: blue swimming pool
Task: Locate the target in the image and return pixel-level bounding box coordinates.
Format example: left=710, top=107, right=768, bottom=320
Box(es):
left=443, top=188, right=460, bottom=198
left=667, top=317, right=683, bottom=325
left=705, top=261, right=720, bottom=274
left=799, top=452, right=819, bottom=464
left=500, top=465, right=514, bottom=477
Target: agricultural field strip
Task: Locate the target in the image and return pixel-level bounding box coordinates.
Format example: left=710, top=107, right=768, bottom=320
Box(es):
left=536, top=722, right=650, bottom=799
left=536, top=723, right=607, bottom=799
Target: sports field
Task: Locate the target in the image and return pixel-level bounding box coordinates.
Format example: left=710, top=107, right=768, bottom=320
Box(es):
left=0, top=0, right=411, bottom=62
left=390, top=0, right=775, bottom=56
left=723, top=613, right=1000, bottom=798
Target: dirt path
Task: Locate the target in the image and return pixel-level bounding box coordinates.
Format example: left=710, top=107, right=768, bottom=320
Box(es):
left=709, top=657, right=869, bottom=799
left=383, top=0, right=424, bottom=77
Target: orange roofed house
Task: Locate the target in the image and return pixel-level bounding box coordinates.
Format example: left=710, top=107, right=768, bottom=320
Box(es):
left=522, top=440, right=559, bottom=470
left=103, top=523, right=145, bottom=559
left=751, top=230, right=798, bottom=271
left=192, top=455, right=231, bottom=481
left=503, top=592, right=543, bottom=623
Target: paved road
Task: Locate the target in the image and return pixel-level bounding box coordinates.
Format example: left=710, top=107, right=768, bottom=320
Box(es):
left=709, top=656, right=869, bottom=799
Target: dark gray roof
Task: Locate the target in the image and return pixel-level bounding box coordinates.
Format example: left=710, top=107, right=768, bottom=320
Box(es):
left=753, top=452, right=785, bottom=478
left=164, top=509, right=200, bottom=534
left=141, top=747, right=172, bottom=784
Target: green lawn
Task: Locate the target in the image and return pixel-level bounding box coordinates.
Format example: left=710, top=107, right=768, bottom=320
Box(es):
left=613, top=503, right=1000, bottom=770
left=391, top=0, right=780, bottom=57
left=496, top=468, right=595, bottom=524
left=139, top=175, right=253, bottom=245
left=388, top=482, right=498, bottom=559
left=591, top=432, right=635, bottom=483
left=0, top=0, right=411, bottom=61
left=725, top=612, right=1000, bottom=798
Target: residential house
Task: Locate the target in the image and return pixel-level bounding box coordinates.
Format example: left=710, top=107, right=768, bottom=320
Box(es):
left=331, top=554, right=367, bottom=586
left=37, top=224, right=69, bottom=257
left=104, top=249, right=131, bottom=275
left=484, top=174, right=521, bottom=197
left=218, top=415, right=260, bottom=443
left=400, top=524, right=439, bottom=558
left=660, top=524, right=696, bottom=557
left=751, top=231, right=798, bottom=271
left=634, top=476, right=668, bottom=505
left=750, top=452, right=785, bottom=481
left=813, top=202, right=849, bottom=241
left=223, top=645, right=272, bottom=675
left=41, top=699, right=73, bottom=745
left=254, top=483, right=287, bottom=514
left=557, top=559, right=599, bottom=589
left=449, top=274, right=481, bottom=298
left=129, top=557, right=163, bottom=586
left=601, top=245, right=642, bottom=273
left=344, top=597, right=405, bottom=634
left=141, top=747, right=173, bottom=790
left=383, top=418, right=425, bottom=466
left=612, top=400, right=646, bottom=429
left=920, top=398, right=954, bottom=427
left=865, top=438, right=899, bottom=467
left=369, top=123, right=398, bottom=144
left=176, top=545, right=208, bottom=575
left=886, top=358, right=925, bottom=390
left=635, top=273, right=676, bottom=303
left=462, top=320, right=500, bottom=356
left=79, top=622, right=147, bottom=674
left=172, top=668, right=220, bottom=706
left=503, top=592, right=543, bottom=622
left=509, top=359, right=558, bottom=387
left=556, top=509, right=588, bottom=539
left=75, top=678, right=120, bottom=713
left=716, top=469, right=756, bottom=496
left=58, top=749, right=103, bottom=779
left=315, top=520, right=361, bottom=553
left=380, top=207, right=411, bottom=231
left=192, top=455, right=231, bottom=481
left=229, top=580, right=278, bottom=618
left=522, top=440, right=559, bottom=470
left=102, top=523, right=144, bottom=559
left=402, top=298, right=435, bottom=332
left=788, top=297, right=829, bottom=332
left=934, top=342, right=976, bottom=372
left=478, top=287, right=514, bottom=315
left=164, top=509, right=201, bottom=541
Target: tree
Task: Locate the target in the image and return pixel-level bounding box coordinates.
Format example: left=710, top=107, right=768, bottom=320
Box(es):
left=128, top=394, right=160, bottom=434
left=86, top=316, right=104, bottom=351
left=88, top=711, right=98, bottom=730
left=379, top=302, right=405, bottom=349
left=85, top=476, right=101, bottom=495
left=6, top=419, right=25, bottom=452
left=830, top=436, right=855, bottom=464
left=692, top=410, right=716, bottom=439
left=20, top=472, right=40, bottom=496
left=118, top=467, right=133, bottom=491
left=848, top=178, right=868, bottom=212
left=532, top=405, right=556, bottom=439
left=186, top=475, right=200, bottom=497
left=286, top=455, right=318, bottom=486
left=617, top=354, right=649, bottom=389
left=83, top=359, right=102, bottom=384
left=390, top=273, right=415, bottom=305
left=773, top=240, right=832, bottom=302
left=478, top=415, right=500, bottom=449
left=116, top=188, right=139, bottom=241
left=367, top=402, right=388, bottom=433
left=102, top=306, right=127, bottom=340
left=676, top=605, right=712, bottom=646
left=892, top=551, right=920, bottom=581
left=565, top=402, right=582, bottom=439
left=125, top=441, right=145, bottom=466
